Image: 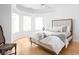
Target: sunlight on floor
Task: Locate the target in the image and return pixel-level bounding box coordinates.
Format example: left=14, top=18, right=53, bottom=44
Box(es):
left=14, top=37, right=79, bottom=55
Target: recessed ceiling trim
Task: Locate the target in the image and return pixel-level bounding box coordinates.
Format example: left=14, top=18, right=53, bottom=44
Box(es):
left=16, top=4, right=55, bottom=14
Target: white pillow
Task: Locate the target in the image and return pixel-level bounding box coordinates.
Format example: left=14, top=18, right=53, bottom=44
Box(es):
left=66, top=26, right=71, bottom=32
left=44, top=31, right=54, bottom=36
left=52, top=26, right=62, bottom=32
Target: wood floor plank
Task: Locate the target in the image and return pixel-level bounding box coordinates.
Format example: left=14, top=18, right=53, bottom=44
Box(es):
left=14, top=37, right=79, bottom=55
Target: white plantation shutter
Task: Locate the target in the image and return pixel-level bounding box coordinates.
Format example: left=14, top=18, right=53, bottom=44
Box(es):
left=35, top=17, right=43, bottom=30
left=23, top=16, right=31, bottom=31
left=12, top=13, right=19, bottom=34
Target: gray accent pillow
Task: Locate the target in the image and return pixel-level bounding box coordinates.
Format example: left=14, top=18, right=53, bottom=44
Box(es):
left=62, top=26, right=67, bottom=32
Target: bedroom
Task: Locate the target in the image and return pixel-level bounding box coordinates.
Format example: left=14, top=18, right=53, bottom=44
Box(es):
left=0, top=4, right=79, bottom=55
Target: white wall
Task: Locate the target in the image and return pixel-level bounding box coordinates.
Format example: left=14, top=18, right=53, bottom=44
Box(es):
left=0, top=4, right=11, bottom=43
left=47, top=5, right=79, bottom=43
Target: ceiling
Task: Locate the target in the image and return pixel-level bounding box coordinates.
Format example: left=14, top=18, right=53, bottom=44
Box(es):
left=21, top=4, right=58, bottom=9
left=13, top=4, right=71, bottom=14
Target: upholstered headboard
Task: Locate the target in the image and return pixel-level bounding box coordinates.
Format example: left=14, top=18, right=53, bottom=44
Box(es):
left=52, top=19, right=73, bottom=33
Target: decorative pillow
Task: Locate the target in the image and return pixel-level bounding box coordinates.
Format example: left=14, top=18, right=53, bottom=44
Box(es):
left=62, top=26, right=67, bottom=32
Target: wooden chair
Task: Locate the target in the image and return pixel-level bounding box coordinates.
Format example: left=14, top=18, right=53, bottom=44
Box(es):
left=0, top=25, right=16, bottom=55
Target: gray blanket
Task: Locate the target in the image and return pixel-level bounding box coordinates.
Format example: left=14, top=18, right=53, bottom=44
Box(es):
left=48, top=34, right=66, bottom=43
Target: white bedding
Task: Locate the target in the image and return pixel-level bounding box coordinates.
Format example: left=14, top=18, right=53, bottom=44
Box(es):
left=39, top=36, right=65, bottom=54
left=30, top=31, right=72, bottom=54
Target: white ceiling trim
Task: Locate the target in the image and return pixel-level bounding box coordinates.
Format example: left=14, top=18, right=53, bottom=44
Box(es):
left=16, top=4, right=55, bottom=14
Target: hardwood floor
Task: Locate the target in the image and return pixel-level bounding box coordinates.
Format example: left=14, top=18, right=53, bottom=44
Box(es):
left=14, top=37, right=79, bottom=55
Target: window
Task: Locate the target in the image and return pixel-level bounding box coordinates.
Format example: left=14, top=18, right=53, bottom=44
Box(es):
left=35, top=17, right=43, bottom=30
left=23, top=16, right=31, bottom=31
left=12, top=13, right=19, bottom=34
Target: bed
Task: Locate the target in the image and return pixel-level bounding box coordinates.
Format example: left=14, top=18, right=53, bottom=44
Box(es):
left=30, top=19, right=73, bottom=54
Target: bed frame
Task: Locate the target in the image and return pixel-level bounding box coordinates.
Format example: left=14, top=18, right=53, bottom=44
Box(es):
left=52, top=19, right=73, bottom=35
left=30, top=19, right=73, bottom=55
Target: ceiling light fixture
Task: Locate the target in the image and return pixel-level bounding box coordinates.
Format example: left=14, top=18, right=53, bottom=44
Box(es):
left=41, top=4, right=50, bottom=8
